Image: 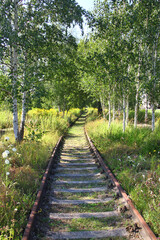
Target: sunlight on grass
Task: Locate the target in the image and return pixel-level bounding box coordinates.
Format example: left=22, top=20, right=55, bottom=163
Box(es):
left=86, top=111, right=160, bottom=235
left=0, top=108, right=82, bottom=239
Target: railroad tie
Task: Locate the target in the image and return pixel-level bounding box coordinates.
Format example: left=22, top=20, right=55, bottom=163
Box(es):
left=53, top=187, right=108, bottom=193
left=53, top=179, right=105, bottom=185
left=49, top=211, right=119, bottom=219
left=49, top=198, right=113, bottom=205
left=34, top=116, right=135, bottom=239
left=54, top=166, right=98, bottom=172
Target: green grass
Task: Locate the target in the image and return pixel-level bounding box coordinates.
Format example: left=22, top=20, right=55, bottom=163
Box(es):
left=86, top=112, right=160, bottom=236
left=49, top=216, right=123, bottom=232
left=51, top=201, right=115, bottom=213
left=0, top=110, right=13, bottom=129
left=0, top=108, right=82, bottom=239
left=54, top=191, right=110, bottom=200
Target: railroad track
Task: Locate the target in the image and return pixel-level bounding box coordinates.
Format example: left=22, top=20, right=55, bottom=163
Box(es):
left=23, top=114, right=157, bottom=240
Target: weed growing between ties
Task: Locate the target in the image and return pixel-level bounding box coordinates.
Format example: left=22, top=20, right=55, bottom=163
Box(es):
left=49, top=216, right=123, bottom=232
left=0, top=108, right=82, bottom=239
left=51, top=201, right=115, bottom=213
left=86, top=111, right=160, bottom=236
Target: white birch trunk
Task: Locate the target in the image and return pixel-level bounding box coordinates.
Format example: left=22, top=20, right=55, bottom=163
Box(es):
left=151, top=103, right=155, bottom=132
left=134, top=62, right=140, bottom=128
left=12, top=0, right=19, bottom=141
left=151, top=35, right=159, bottom=131
left=126, top=94, right=129, bottom=126
left=13, top=98, right=19, bottom=140
left=19, top=91, right=27, bottom=140
left=108, top=92, right=111, bottom=128
left=100, top=95, right=106, bottom=119
left=112, top=101, right=115, bottom=121
left=123, top=92, right=126, bottom=133
left=145, top=93, right=148, bottom=124
left=134, top=81, right=139, bottom=128
left=112, top=87, right=115, bottom=121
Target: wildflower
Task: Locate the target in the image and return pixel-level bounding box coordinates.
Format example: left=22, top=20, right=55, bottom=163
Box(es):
left=12, top=148, right=17, bottom=152
left=14, top=208, right=18, bottom=212
left=2, top=150, right=10, bottom=158
left=153, top=150, right=156, bottom=152
left=5, top=137, right=10, bottom=141
left=159, top=178, right=160, bottom=182
left=142, top=175, right=145, bottom=179
left=127, top=156, right=131, bottom=159
left=149, top=152, right=151, bottom=155
left=6, top=172, right=10, bottom=176
left=5, top=159, right=10, bottom=165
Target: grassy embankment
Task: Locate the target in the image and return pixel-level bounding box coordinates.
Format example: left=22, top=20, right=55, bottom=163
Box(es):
left=86, top=108, right=160, bottom=237
left=0, top=107, right=82, bottom=239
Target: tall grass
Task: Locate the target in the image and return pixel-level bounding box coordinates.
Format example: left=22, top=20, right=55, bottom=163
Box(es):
left=0, top=110, right=13, bottom=129
left=0, top=107, right=82, bottom=239
left=86, top=114, right=160, bottom=236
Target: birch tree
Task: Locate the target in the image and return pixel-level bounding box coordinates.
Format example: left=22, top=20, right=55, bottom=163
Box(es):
left=0, top=0, right=85, bottom=141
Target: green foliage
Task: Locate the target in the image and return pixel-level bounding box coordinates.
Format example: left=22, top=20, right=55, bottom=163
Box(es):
left=86, top=108, right=99, bottom=122
left=128, top=109, right=160, bottom=124
left=86, top=112, right=160, bottom=235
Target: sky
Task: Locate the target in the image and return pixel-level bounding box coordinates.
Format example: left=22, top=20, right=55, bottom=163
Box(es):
left=70, top=0, right=95, bottom=39
left=76, top=0, right=95, bottom=11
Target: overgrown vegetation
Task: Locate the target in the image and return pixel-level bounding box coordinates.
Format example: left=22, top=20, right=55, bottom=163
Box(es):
left=0, top=108, right=82, bottom=239
left=86, top=108, right=160, bottom=236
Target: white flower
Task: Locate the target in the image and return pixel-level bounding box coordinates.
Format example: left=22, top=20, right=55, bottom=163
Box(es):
left=5, top=159, right=10, bottom=164
left=127, top=156, right=131, bottom=159
left=14, top=208, right=18, bottom=212
left=2, top=150, right=10, bottom=158
left=12, top=148, right=17, bottom=152
left=5, top=137, right=10, bottom=141
left=142, top=174, right=145, bottom=179
left=6, top=172, right=10, bottom=176
left=159, top=178, right=160, bottom=182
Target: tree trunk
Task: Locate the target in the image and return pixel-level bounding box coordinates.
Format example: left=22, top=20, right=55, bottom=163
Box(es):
left=12, top=0, right=19, bottom=141
left=100, top=95, right=106, bottom=119
left=58, top=105, right=61, bottom=112
left=151, top=36, right=159, bottom=131
left=134, top=81, right=139, bottom=128
left=151, top=103, right=155, bottom=131
left=108, top=92, right=111, bottom=127
left=123, top=92, right=126, bottom=133
left=145, top=93, right=148, bottom=124
left=98, top=101, right=102, bottom=115
left=112, top=87, right=115, bottom=121
left=126, top=94, right=129, bottom=126
left=134, top=59, right=140, bottom=129
left=19, top=91, right=27, bottom=141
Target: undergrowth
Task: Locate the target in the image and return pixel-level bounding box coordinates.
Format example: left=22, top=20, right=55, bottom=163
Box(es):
left=0, top=108, right=82, bottom=239
left=86, top=109, right=160, bottom=237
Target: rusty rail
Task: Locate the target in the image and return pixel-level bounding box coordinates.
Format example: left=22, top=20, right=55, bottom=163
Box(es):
left=22, top=113, right=83, bottom=240
left=84, top=127, right=157, bottom=240
left=22, top=136, right=63, bottom=240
